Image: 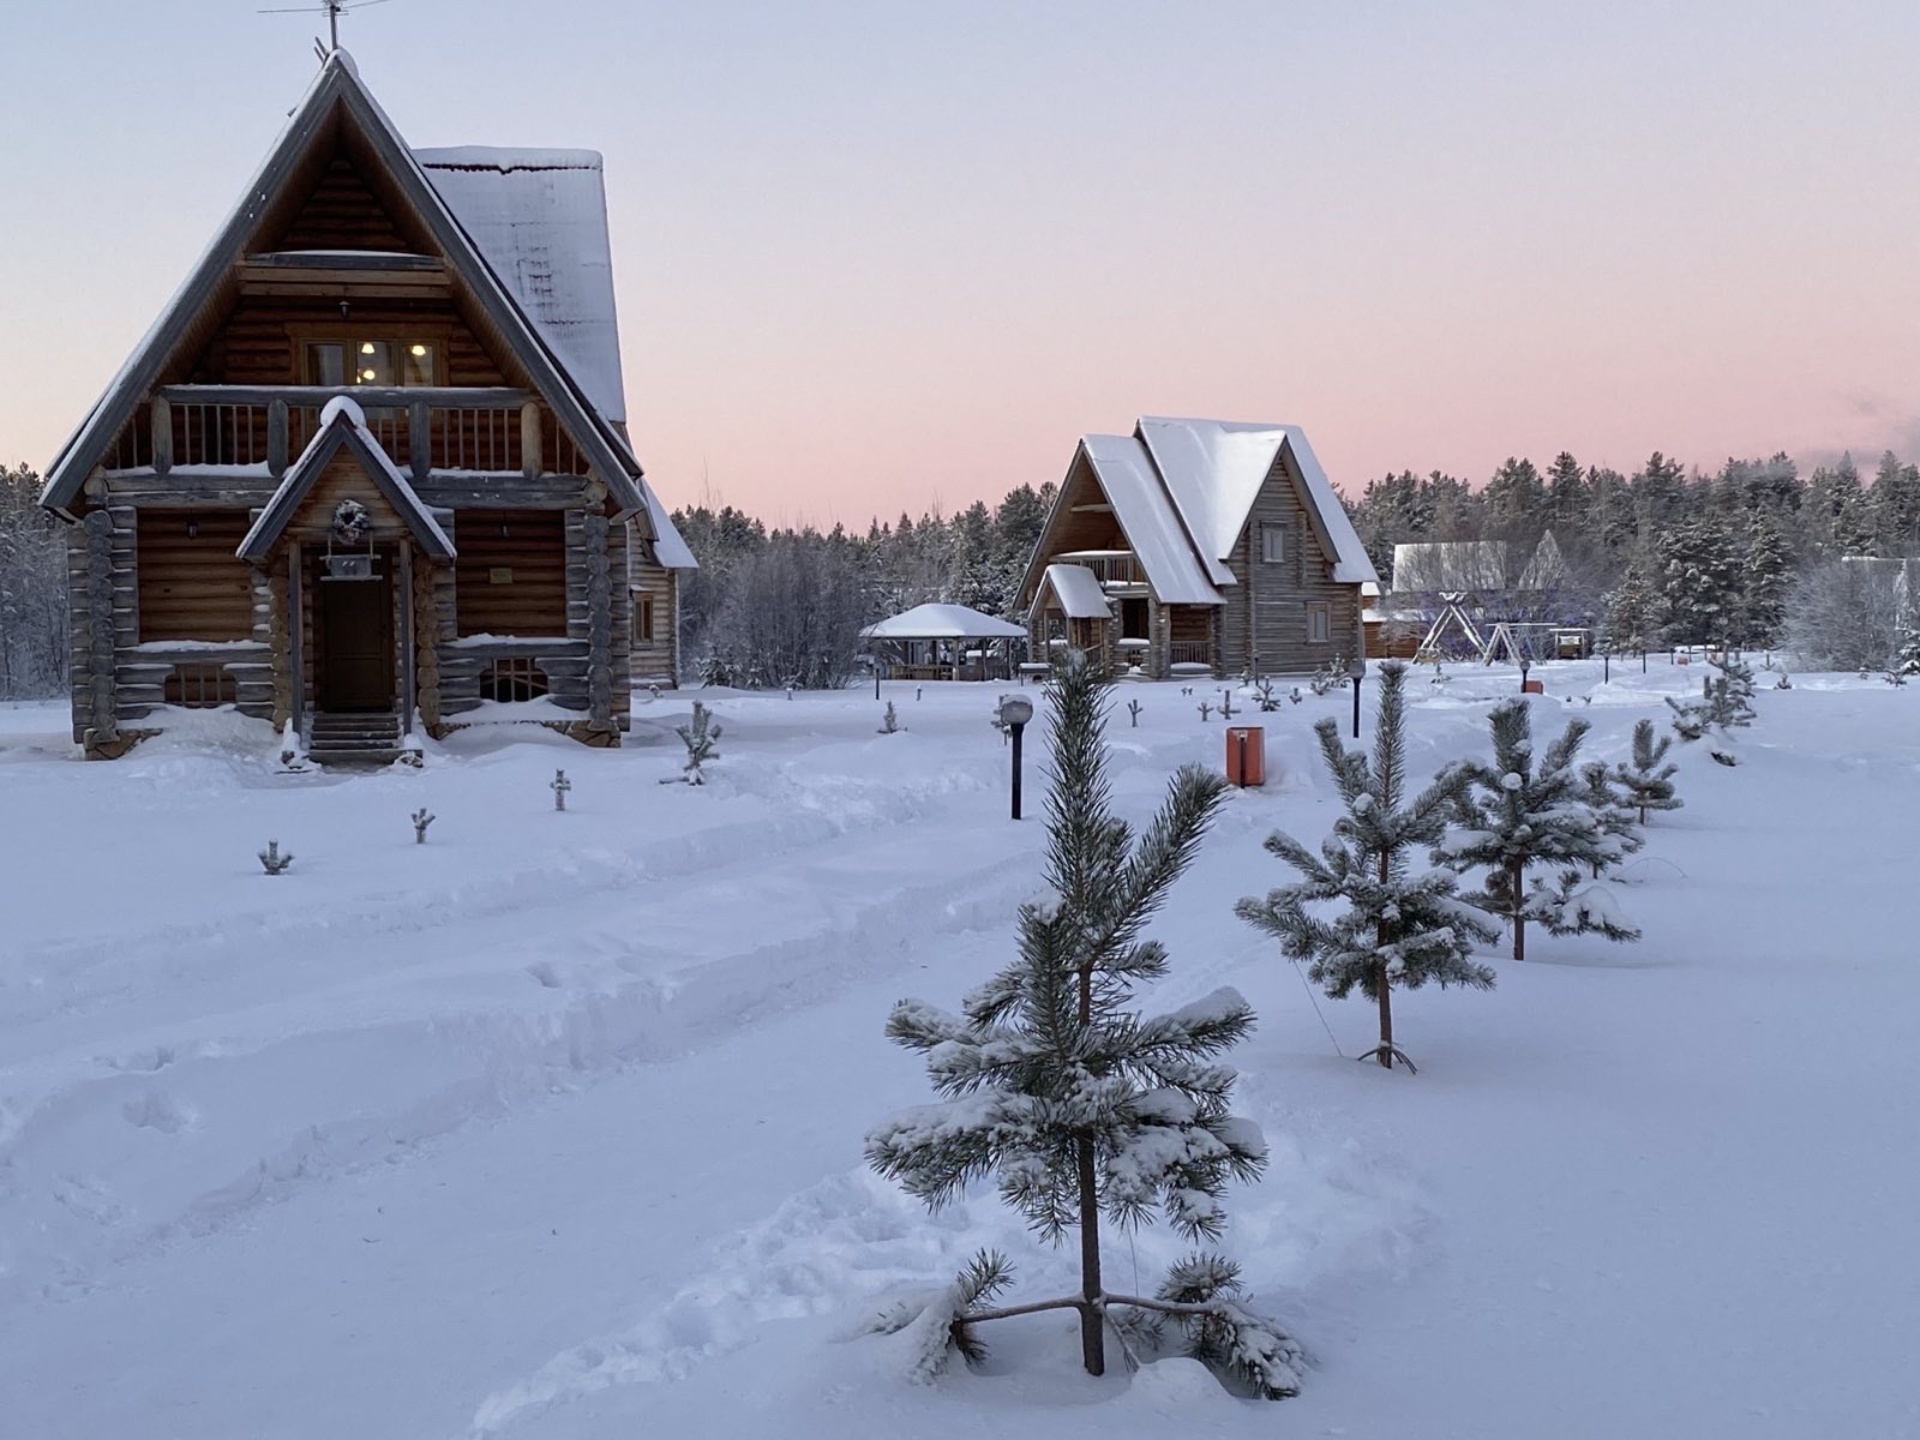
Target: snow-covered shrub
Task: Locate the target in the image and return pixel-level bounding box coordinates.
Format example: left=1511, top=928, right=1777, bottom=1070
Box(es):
left=669, top=701, right=723, bottom=785
left=1237, top=661, right=1497, bottom=1071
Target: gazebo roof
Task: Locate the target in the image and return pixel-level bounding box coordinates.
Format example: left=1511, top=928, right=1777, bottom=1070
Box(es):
left=860, top=604, right=1027, bottom=640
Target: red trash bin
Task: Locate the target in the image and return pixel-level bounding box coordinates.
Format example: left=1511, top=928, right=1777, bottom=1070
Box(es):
left=1225, top=726, right=1265, bottom=787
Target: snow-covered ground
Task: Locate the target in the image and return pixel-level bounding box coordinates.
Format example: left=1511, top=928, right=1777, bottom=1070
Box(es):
left=2, top=662, right=1916, bottom=1439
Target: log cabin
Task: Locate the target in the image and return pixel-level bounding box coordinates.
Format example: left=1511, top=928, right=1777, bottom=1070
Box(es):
left=1016, top=417, right=1378, bottom=679
left=38, top=49, right=694, bottom=762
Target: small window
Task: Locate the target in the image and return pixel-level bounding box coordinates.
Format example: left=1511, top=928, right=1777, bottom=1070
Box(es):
left=166, top=663, right=237, bottom=708
left=1306, top=602, right=1331, bottom=645
left=634, top=593, right=656, bottom=644
left=479, top=658, right=549, bottom=702
left=1261, top=525, right=1287, bottom=563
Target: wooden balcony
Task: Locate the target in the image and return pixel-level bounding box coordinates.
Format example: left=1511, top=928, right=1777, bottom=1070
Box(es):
left=102, top=386, right=593, bottom=501
left=1054, top=548, right=1146, bottom=591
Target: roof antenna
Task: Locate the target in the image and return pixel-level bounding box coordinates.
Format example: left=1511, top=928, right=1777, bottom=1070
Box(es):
left=258, top=0, right=394, bottom=57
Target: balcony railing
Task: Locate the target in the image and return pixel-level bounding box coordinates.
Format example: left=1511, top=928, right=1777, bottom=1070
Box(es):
left=1054, top=549, right=1143, bottom=589
left=1168, top=641, right=1215, bottom=669
left=107, top=386, right=589, bottom=478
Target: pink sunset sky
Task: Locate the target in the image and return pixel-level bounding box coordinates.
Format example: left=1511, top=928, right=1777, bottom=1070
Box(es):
left=4, top=0, right=1918, bottom=524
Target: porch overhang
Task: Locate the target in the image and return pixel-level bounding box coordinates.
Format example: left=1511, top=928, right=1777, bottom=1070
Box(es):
left=237, top=398, right=456, bottom=564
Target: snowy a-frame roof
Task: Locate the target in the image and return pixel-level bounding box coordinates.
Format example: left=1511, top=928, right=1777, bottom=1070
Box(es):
left=861, top=604, right=1027, bottom=641
left=237, top=397, right=454, bottom=564
left=39, top=49, right=652, bottom=527
left=1081, top=435, right=1224, bottom=606
left=1021, top=416, right=1375, bottom=609
left=1136, top=417, right=1378, bottom=587
left=1037, top=564, right=1113, bottom=620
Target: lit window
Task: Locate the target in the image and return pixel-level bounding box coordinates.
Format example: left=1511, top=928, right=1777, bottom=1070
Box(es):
left=305, top=340, right=436, bottom=388
left=1307, top=602, right=1331, bottom=644
left=1261, top=525, right=1287, bottom=563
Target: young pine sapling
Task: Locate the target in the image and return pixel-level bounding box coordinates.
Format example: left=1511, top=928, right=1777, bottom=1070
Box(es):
left=879, top=701, right=900, bottom=734
left=1441, top=700, right=1641, bottom=960
left=550, top=768, right=571, bottom=811
left=1610, top=718, right=1682, bottom=825
left=1127, top=697, right=1143, bottom=727
left=1237, top=662, right=1497, bottom=1071
left=411, top=808, right=435, bottom=844
left=258, top=840, right=294, bottom=876
left=866, top=655, right=1301, bottom=1396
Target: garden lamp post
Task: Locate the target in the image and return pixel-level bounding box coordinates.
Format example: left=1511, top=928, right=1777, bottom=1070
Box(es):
left=1348, top=658, right=1366, bottom=738
left=997, top=694, right=1034, bottom=820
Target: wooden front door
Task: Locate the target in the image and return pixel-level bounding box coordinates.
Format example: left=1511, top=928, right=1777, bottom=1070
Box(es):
left=317, top=572, right=394, bottom=711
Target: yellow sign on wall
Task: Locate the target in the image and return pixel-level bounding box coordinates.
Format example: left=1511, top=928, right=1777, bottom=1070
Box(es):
left=489, top=567, right=513, bottom=585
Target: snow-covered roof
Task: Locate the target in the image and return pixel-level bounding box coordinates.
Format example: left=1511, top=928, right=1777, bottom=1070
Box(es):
left=861, top=604, right=1027, bottom=640
left=1136, top=417, right=1377, bottom=587
left=1082, top=435, right=1224, bottom=606
left=39, top=49, right=649, bottom=524
left=1039, top=564, right=1113, bottom=620
left=638, top=485, right=697, bottom=570
left=237, top=400, right=454, bottom=564
left=416, top=148, right=627, bottom=426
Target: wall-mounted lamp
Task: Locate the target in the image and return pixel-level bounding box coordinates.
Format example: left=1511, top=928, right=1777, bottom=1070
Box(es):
left=186, top=517, right=199, bottom=540
left=499, top=523, right=510, bottom=540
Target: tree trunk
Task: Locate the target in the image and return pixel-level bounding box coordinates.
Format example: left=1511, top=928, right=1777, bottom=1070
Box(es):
left=1375, top=960, right=1394, bottom=1069
left=1071, top=954, right=1105, bottom=1374
left=1511, top=859, right=1527, bottom=961
left=1076, top=1134, right=1105, bottom=1375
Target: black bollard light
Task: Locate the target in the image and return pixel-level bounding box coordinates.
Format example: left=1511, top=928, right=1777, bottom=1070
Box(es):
left=1519, top=656, right=1532, bottom=694
left=998, top=694, right=1034, bottom=820
left=1348, top=658, right=1366, bottom=738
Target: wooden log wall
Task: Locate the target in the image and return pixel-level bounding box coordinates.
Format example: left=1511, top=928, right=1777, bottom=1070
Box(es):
left=580, top=510, right=614, bottom=733
left=1218, top=452, right=1364, bottom=676
left=413, top=554, right=443, bottom=730
left=78, top=509, right=118, bottom=746
left=135, top=510, right=254, bottom=642
left=453, top=508, right=567, bottom=637
left=628, top=527, right=677, bottom=687
left=279, top=156, right=416, bottom=253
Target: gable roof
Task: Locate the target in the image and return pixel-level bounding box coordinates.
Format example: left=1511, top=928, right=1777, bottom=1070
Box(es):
left=40, top=50, right=648, bottom=525
left=1022, top=416, right=1374, bottom=610
left=1137, top=417, right=1377, bottom=586
left=1081, top=435, right=1224, bottom=605
left=1037, top=564, right=1113, bottom=620
left=237, top=396, right=455, bottom=563
left=638, top=485, right=698, bottom=571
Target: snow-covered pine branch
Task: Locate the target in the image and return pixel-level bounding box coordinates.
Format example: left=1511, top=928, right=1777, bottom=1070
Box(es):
left=1579, top=760, right=1644, bottom=877
left=1236, top=661, right=1497, bottom=1071
left=866, top=651, right=1296, bottom=1391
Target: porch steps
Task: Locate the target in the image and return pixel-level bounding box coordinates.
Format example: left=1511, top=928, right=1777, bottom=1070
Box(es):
left=308, top=712, right=406, bottom=767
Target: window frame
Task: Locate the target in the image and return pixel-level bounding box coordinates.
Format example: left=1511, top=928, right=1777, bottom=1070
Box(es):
left=292, top=324, right=452, bottom=389
left=1306, top=601, right=1332, bottom=645
left=634, top=592, right=656, bottom=644
left=1260, top=524, right=1288, bottom=564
